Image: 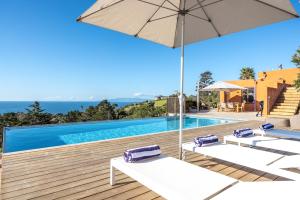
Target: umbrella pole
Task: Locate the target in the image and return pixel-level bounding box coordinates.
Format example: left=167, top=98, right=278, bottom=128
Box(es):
left=179, top=14, right=185, bottom=160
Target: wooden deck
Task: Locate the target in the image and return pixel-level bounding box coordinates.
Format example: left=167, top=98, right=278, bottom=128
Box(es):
left=0, top=120, right=289, bottom=200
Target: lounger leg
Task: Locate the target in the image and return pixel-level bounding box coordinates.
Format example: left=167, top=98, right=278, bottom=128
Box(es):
left=182, top=150, right=186, bottom=160
left=110, top=163, right=115, bottom=186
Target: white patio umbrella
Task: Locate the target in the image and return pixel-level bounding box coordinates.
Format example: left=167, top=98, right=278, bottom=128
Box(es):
left=201, top=81, right=246, bottom=92
left=201, top=81, right=247, bottom=106
left=77, top=0, right=299, bottom=159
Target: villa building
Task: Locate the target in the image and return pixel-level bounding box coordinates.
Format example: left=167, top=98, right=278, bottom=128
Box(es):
left=220, top=67, right=300, bottom=117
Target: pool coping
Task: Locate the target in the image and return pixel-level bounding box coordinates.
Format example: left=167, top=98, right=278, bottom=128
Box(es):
left=3, top=116, right=244, bottom=155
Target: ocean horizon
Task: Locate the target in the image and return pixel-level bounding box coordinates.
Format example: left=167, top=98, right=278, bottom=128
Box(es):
left=0, top=101, right=140, bottom=114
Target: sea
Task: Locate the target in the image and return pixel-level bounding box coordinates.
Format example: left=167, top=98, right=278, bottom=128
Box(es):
left=0, top=101, right=137, bottom=114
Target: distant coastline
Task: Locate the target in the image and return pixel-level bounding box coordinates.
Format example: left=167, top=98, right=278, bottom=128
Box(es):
left=0, top=100, right=145, bottom=114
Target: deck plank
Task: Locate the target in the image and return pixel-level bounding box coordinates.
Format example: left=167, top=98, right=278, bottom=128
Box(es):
left=1, top=120, right=291, bottom=200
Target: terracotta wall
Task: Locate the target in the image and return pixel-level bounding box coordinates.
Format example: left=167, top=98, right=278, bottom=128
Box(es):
left=257, top=68, right=299, bottom=85
left=256, top=68, right=299, bottom=115
left=220, top=67, right=300, bottom=114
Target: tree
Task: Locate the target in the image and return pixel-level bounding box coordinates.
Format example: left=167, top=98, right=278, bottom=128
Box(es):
left=239, top=67, right=255, bottom=80
left=195, top=71, right=218, bottom=109
left=65, top=111, right=82, bottom=122
left=196, top=71, right=214, bottom=90
left=1, top=112, right=20, bottom=126
left=95, top=100, right=117, bottom=120
left=25, top=101, right=51, bottom=125
left=292, top=47, right=300, bottom=89
left=26, top=101, right=44, bottom=114
left=50, top=113, right=66, bottom=124
left=126, top=102, right=164, bottom=119
left=81, top=100, right=117, bottom=121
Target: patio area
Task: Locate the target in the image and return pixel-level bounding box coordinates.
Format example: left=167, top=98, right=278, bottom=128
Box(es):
left=0, top=120, right=291, bottom=200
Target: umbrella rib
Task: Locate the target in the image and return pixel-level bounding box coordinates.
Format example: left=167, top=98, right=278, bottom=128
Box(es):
left=172, top=0, right=186, bottom=48
left=134, top=0, right=169, bottom=37
left=77, top=0, right=125, bottom=21
left=253, top=0, right=299, bottom=18
left=187, top=13, right=209, bottom=22
left=149, top=13, right=178, bottom=22
left=189, top=0, right=225, bottom=12
left=187, top=0, right=206, bottom=11
left=137, top=0, right=178, bottom=12
left=166, top=0, right=179, bottom=10
left=172, top=1, right=182, bottom=48
left=195, top=0, right=221, bottom=37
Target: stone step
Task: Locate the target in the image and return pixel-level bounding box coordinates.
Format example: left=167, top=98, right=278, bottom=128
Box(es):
left=282, top=94, right=300, bottom=97
left=269, top=111, right=295, bottom=116
left=285, top=90, right=299, bottom=93
left=277, top=99, right=300, bottom=103
left=283, top=89, right=300, bottom=92
left=274, top=103, right=298, bottom=109
left=273, top=105, right=299, bottom=109
left=282, top=92, right=300, bottom=95
left=278, top=96, right=300, bottom=100
left=272, top=108, right=296, bottom=113
left=281, top=93, right=300, bottom=97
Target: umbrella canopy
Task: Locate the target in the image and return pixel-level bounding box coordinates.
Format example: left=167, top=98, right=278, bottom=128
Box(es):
left=77, top=0, right=299, bottom=159
left=77, top=0, right=298, bottom=48
left=201, top=81, right=247, bottom=92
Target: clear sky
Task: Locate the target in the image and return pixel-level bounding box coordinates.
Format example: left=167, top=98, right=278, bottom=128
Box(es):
left=0, top=0, right=300, bottom=101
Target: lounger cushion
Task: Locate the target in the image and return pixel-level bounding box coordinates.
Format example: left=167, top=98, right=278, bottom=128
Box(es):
left=194, top=135, right=219, bottom=147
left=124, top=145, right=161, bottom=163
left=233, top=128, right=253, bottom=138
left=261, top=123, right=274, bottom=130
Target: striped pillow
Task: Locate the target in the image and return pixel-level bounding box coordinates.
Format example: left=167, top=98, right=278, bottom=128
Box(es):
left=194, top=135, right=219, bottom=147
left=233, top=128, right=253, bottom=138
left=261, top=123, right=274, bottom=130
left=124, top=145, right=161, bottom=163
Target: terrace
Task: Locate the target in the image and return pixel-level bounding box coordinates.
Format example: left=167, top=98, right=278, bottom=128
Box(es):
left=0, top=120, right=293, bottom=200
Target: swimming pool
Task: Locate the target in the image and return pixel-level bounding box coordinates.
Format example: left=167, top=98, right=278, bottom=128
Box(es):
left=3, top=116, right=236, bottom=153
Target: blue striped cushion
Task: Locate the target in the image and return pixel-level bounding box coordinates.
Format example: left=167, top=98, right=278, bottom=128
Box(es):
left=233, top=128, right=253, bottom=138
left=194, top=135, right=219, bottom=147
left=124, top=145, right=161, bottom=163
left=261, top=123, right=274, bottom=130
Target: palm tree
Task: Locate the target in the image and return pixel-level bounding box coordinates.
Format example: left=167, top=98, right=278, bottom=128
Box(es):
left=239, top=67, right=255, bottom=80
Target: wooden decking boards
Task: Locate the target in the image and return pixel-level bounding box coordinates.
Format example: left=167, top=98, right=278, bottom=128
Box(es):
left=0, top=120, right=289, bottom=200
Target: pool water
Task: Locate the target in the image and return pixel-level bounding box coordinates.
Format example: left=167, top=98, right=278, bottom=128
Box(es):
left=3, top=116, right=235, bottom=153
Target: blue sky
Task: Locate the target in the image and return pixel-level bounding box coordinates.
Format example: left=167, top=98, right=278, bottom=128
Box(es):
left=0, top=0, right=300, bottom=101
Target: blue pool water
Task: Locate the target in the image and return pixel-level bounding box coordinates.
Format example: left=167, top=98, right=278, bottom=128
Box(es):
left=3, top=117, right=236, bottom=153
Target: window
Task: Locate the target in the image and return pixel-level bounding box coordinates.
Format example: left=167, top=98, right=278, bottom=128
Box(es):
left=242, top=88, right=254, bottom=103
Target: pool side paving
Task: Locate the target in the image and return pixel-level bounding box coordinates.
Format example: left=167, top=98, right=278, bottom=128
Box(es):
left=1, top=120, right=290, bottom=200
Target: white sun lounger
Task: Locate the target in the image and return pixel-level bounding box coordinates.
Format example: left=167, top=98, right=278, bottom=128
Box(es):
left=223, top=135, right=300, bottom=154
left=212, top=181, right=300, bottom=200
left=254, top=128, right=300, bottom=139
left=110, top=155, right=237, bottom=200
left=270, top=154, right=300, bottom=169
left=182, top=142, right=300, bottom=181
